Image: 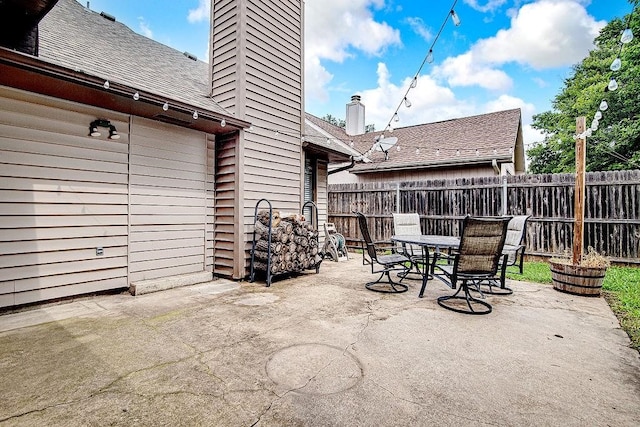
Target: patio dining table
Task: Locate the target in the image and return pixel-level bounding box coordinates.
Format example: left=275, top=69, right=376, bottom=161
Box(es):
left=391, top=234, right=460, bottom=297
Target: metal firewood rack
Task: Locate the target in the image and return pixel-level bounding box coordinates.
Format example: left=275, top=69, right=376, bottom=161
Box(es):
left=249, top=199, right=322, bottom=286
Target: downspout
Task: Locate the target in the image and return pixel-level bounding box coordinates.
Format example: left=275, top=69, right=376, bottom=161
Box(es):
left=328, top=157, right=355, bottom=175
left=492, top=159, right=501, bottom=175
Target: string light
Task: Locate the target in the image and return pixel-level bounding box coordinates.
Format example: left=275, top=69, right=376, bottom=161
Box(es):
left=610, top=57, right=621, bottom=71
left=621, top=28, right=634, bottom=44
left=103, top=80, right=110, bottom=89
left=410, top=77, right=418, bottom=88
left=220, top=119, right=226, bottom=127
left=607, top=78, right=618, bottom=91
left=426, top=50, right=434, bottom=64
left=162, top=102, right=169, bottom=111
left=193, top=110, right=198, bottom=120
left=599, top=100, right=608, bottom=111
left=393, top=113, right=400, bottom=122
left=133, top=91, right=140, bottom=101
left=404, top=97, right=412, bottom=108
left=450, top=9, right=461, bottom=26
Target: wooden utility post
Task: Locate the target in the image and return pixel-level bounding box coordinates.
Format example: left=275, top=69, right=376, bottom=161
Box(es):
left=573, top=116, right=587, bottom=265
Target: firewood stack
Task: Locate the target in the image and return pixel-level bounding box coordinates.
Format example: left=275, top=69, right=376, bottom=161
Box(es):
left=253, top=210, right=322, bottom=275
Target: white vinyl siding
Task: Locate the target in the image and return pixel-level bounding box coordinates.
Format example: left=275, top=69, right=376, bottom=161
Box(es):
left=128, top=117, right=208, bottom=282
left=0, top=87, right=129, bottom=307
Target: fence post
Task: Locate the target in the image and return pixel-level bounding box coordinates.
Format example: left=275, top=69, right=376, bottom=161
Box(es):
left=502, top=175, right=508, bottom=216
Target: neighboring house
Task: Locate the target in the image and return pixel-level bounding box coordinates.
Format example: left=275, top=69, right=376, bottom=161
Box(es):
left=0, top=0, right=348, bottom=307
left=311, top=96, right=526, bottom=184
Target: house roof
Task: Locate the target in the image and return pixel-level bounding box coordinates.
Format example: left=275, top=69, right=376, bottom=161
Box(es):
left=304, top=114, right=362, bottom=162
left=37, top=0, right=230, bottom=118
left=307, top=108, right=523, bottom=174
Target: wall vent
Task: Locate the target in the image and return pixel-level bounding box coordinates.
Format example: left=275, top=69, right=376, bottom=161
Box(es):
left=100, top=12, right=115, bottom=22
left=183, top=52, right=197, bottom=61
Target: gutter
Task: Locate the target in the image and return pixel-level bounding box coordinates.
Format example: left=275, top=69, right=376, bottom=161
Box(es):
left=328, top=157, right=355, bottom=175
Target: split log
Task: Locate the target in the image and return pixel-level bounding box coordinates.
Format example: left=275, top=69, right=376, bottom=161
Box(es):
left=257, top=209, right=281, bottom=227
left=255, top=239, right=283, bottom=254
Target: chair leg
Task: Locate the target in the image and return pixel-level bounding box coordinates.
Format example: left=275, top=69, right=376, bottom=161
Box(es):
left=437, top=280, right=492, bottom=315
left=365, top=270, right=409, bottom=294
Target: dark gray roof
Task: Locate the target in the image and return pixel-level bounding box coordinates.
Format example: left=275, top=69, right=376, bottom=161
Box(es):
left=307, top=109, right=523, bottom=173
left=304, top=114, right=360, bottom=160
left=38, top=0, right=230, bottom=117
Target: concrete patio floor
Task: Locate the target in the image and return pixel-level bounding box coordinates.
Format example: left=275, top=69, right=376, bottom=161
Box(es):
left=1, top=256, right=639, bottom=426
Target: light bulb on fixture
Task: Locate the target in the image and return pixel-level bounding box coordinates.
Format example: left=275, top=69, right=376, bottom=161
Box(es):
left=599, top=100, right=608, bottom=111
left=103, top=80, right=110, bottom=89
left=426, top=50, right=434, bottom=64
left=415, top=148, right=420, bottom=154
left=621, top=28, right=634, bottom=44
left=410, top=77, right=417, bottom=88
left=162, top=102, right=169, bottom=111
left=404, top=97, right=412, bottom=108
left=133, top=92, right=140, bottom=101
left=450, top=10, right=461, bottom=26
left=436, top=149, right=440, bottom=156
left=475, top=149, right=479, bottom=156
left=591, top=119, right=599, bottom=131
left=585, top=128, right=593, bottom=137
left=193, top=111, right=198, bottom=120
left=594, top=110, right=602, bottom=120
left=456, top=149, right=460, bottom=156
left=610, top=57, right=621, bottom=72
left=396, top=146, right=400, bottom=151
left=393, top=112, right=399, bottom=122
left=326, top=138, right=331, bottom=145
left=608, top=78, right=618, bottom=91
left=220, top=119, right=226, bottom=127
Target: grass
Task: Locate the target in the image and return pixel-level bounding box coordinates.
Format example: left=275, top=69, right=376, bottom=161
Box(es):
left=507, top=262, right=640, bottom=352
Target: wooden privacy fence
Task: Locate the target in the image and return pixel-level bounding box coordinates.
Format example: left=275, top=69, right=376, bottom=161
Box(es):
left=327, top=170, right=640, bottom=264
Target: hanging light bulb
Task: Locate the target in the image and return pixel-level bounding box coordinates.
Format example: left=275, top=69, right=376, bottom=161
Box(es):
left=393, top=112, right=400, bottom=122
left=349, top=141, right=354, bottom=147
left=436, top=149, right=440, bottom=156
left=396, top=145, right=400, bottom=151
left=415, top=148, right=420, bottom=155
left=599, top=100, right=609, bottom=111
left=410, top=77, right=417, bottom=88
left=594, top=110, right=602, bottom=120
left=608, top=78, right=618, bottom=91
left=404, top=97, right=412, bottom=108
left=585, top=128, right=593, bottom=137
left=610, top=57, right=621, bottom=72
left=162, top=102, right=169, bottom=111
left=388, top=126, right=394, bottom=133
left=221, top=119, right=226, bottom=127
left=133, top=91, right=140, bottom=101
left=426, top=50, right=434, bottom=64
left=193, top=111, right=198, bottom=120
left=275, top=130, right=279, bottom=136
left=475, top=149, right=479, bottom=156
left=248, top=124, right=253, bottom=131
left=621, top=28, right=634, bottom=44
left=326, top=138, right=331, bottom=145
left=493, top=148, right=497, bottom=155
left=103, top=80, right=110, bottom=89
left=456, top=149, right=460, bottom=156
left=450, top=10, right=461, bottom=26
left=591, top=119, right=599, bottom=131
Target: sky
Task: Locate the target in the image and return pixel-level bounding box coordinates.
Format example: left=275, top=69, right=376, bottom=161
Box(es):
left=78, top=0, right=634, bottom=151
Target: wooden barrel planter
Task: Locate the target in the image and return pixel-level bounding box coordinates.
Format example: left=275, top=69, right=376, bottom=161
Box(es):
left=549, top=261, right=607, bottom=296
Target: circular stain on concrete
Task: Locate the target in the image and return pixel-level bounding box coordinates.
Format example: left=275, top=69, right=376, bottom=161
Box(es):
left=234, top=293, right=279, bottom=306
left=266, top=343, right=363, bottom=395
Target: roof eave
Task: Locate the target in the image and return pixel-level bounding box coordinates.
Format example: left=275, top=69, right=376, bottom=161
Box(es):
left=0, top=47, right=250, bottom=133
left=350, top=156, right=512, bottom=174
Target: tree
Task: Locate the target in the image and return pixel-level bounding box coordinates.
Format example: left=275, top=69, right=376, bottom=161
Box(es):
left=528, top=5, right=640, bottom=173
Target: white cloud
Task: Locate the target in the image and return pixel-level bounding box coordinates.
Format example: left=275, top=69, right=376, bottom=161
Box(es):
left=188, top=0, right=210, bottom=23
left=304, top=0, right=401, bottom=102
left=434, top=52, right=513, bottom=91
left=138, top=17, right=153, bottom=39
left=474, top=0, right=605, bottom=69
left=464, top=0, right=508, bottom=13
left=406, top=17, right=432, bottom=42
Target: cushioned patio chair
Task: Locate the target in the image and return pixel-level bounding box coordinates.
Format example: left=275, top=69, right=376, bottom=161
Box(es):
left=356, top=212, right=411, bottom=293
left=502, top=215, right=530, bottom=274
left=432, top=216, right=510, bottom=315
left=392, top=213, right=425, bottom=277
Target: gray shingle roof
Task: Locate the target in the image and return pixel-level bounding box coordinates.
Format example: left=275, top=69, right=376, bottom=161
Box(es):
left=307, top=108, right=522, bottom=173
left=38, top=0, right=231, bottom=117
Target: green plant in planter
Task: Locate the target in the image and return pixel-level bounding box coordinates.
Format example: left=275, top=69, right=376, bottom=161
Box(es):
left=550, top=247, right=610, bottom=296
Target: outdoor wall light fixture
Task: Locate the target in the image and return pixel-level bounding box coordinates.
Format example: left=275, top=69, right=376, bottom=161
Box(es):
left=89, top=119, right=120, bottom=140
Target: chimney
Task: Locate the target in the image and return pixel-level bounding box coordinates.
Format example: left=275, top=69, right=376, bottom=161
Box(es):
left=345, top=95, right=365, bottom=136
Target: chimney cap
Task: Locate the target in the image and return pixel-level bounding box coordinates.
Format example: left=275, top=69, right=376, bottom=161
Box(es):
left=350, top=95, right=361, bottom=103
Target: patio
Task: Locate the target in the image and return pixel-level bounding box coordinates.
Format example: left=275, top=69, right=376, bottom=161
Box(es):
left=1, top=257, right=639, bottom=426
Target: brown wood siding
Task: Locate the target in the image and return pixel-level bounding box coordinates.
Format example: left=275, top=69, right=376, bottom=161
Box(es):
left=211, top=0, right=239, bottom=112
left=205, top=135, right=215, bottom=273
left=213, top=132, right=238, bottom=278
left=128, top=117, right=207, bottom=282
left=0, top=87, right=129, bottom=307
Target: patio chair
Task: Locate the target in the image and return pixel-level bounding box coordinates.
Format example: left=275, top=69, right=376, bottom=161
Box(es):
left=502, top=215, right=530, bottom=274
left=323, top=222, right=348, bottom=262
left=356, top=212, right=411, bottom=293
left=392, top=212, right=426, bottom=277
left=432, top=216, right=510, bottom=315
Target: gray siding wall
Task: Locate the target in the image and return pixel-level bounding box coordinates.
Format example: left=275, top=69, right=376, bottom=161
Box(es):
left=0, top=87, right=129, bottom=307
left=211, top=0, right=304, bottom=278
left=328, top=165, right=499, bottom=185
left=128, top=117, right=208, bottom=282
